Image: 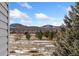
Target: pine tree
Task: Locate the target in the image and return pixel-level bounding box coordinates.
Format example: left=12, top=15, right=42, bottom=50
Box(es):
left=43, top=31, right=49, bottom=38
left=25, top=32, right=31, bottom=40
left=35, top=31, right=43, bottom=40
left=48, top=31, right=54, bottom=40
left=53, top=2, right=79, bottom=56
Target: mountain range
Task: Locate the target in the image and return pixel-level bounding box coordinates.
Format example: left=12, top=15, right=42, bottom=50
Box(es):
left=10, top=23, right=60, bottom=34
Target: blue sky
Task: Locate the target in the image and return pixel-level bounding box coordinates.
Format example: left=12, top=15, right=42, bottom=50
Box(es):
left=9, top=2, right=75, bottom=26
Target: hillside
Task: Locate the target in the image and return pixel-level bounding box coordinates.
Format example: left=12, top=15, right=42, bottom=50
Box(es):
left=10, top=23, right=60, bottom=34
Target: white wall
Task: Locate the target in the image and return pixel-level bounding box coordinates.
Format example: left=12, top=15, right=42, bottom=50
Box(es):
left=0, top=2, right=8, bottom=56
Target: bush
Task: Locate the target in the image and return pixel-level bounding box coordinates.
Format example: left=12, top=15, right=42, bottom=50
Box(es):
left=24, top=32, right=31, bottom=40
left=35, top=31, right=43, bottom=40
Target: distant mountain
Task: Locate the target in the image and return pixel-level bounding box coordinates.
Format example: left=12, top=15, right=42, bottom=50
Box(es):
left=10, top=23, right=26, bottom=28
left=42, top=25, right=53, bottom=28
left=10, top=23, right=60, bottom=34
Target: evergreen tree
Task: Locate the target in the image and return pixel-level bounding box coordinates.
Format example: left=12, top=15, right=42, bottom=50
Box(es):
left=48, top=31, right=54, bottom=40
left=53, top=2, right=79, bottom=56
left=25, top=32, right=31, bottom=40
left=35, top=31, right=43, bottom=40
left=43, top=31, right=49, bottom=38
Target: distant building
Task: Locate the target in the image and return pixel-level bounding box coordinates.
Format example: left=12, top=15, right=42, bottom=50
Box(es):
left=0, top=2, right=9, bottom=56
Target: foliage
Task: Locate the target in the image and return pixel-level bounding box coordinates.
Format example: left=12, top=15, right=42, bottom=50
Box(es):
left=24, top=32, right=31, bottom=40
left=53, top=2, right=79, bottom=56
left=43, top=31, right=49, bottom=38
left=48, top=31, right=54, bottom=40
left=35, top=31, right=43, bottom=40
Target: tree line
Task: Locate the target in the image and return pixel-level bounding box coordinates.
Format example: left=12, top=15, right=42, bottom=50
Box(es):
left=14, top=30, right=56, bottom=41
left=35, top=30, right=55, bottom=40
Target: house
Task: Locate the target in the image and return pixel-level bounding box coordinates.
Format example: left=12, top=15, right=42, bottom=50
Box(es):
left=0, top=2, right=9, bottom=56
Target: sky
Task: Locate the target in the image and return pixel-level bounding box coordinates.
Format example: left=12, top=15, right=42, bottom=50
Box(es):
left=9, top=2, right=75, bottom=26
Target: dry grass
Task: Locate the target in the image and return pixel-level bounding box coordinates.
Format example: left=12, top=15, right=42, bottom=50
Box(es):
left=9, top=34, right=55, bottom=56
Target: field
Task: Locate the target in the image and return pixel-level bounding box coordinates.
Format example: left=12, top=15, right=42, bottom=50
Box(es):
left=9, top=34, right=55, bottom=56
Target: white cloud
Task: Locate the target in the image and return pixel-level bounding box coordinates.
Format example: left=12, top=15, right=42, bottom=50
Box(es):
left=35, top=13, right=52, bottom=20
left=10, top=9, right=32, bottom=26
left=10, top=9, right=30, bottom=20
left=35, top=18, right=64, bottom=26
left=34, top=13, right=63, bottom=26
left=20, top=20, right=32, bottom=26
left=10, top=9, right=63, bottom=26
left=21, top=3, right=32, bottom=9
left=66, top=7, right=72, bottom=17
left=67, top=7, right=72, bottom=12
